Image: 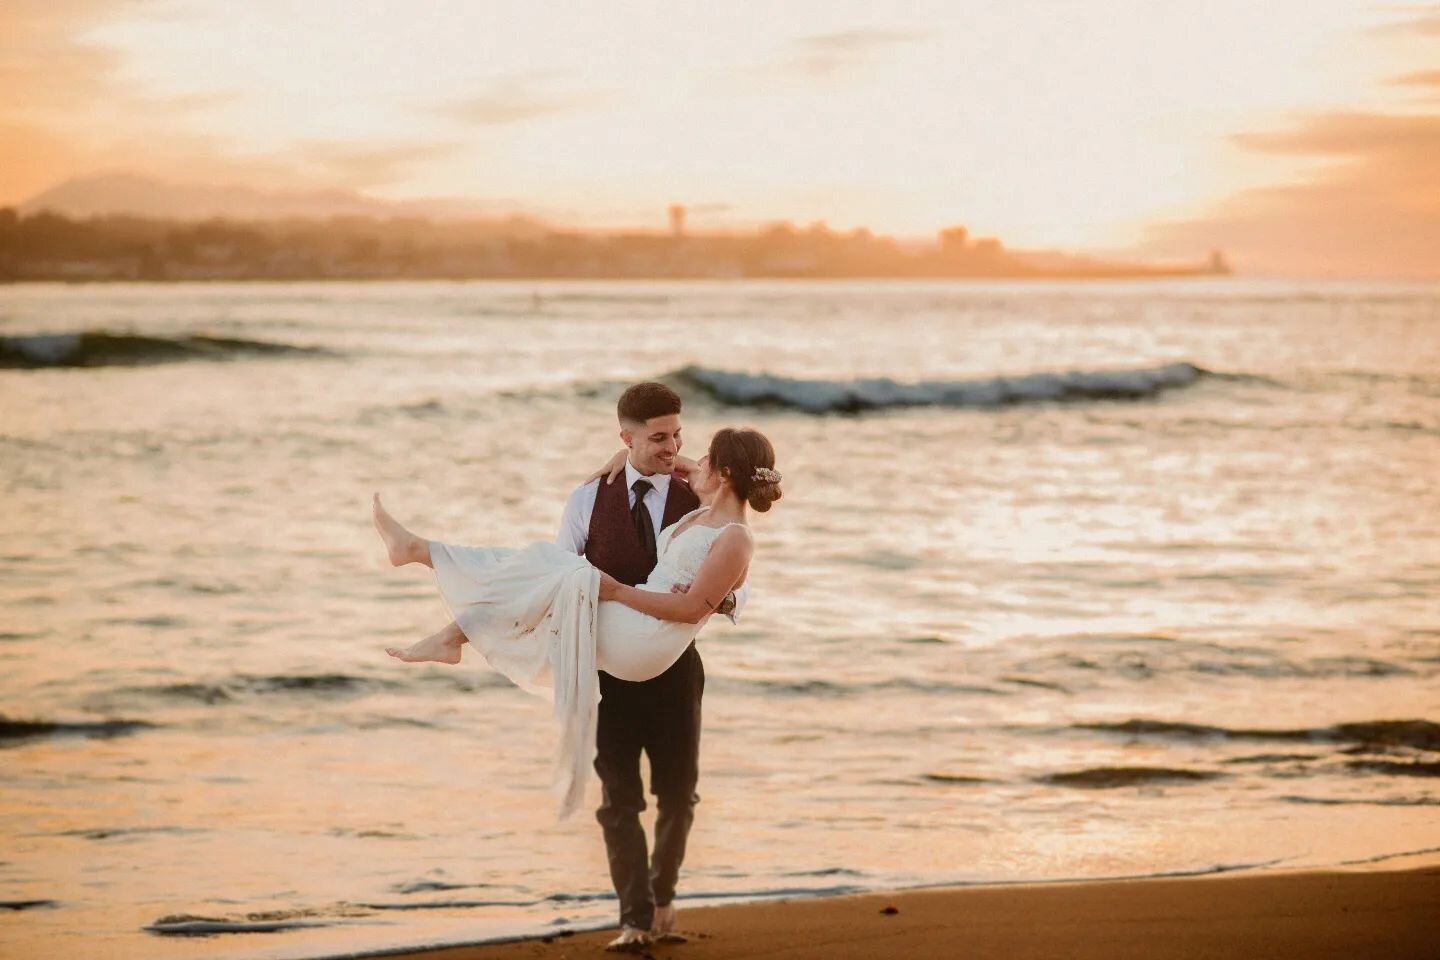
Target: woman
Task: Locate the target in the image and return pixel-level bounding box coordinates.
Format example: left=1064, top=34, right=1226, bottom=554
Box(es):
left=371, top=427, right=782, bottom=815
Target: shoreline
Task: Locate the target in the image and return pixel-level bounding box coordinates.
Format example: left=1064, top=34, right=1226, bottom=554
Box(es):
left=310, top=856, right=1440, bottom=960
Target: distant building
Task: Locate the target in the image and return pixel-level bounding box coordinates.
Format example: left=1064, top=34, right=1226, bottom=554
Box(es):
left=668, top=204, right=686, bottom=238
left=1209, top=249, right=1231, bottom=275
left=939, top=225, right=970, bottom=253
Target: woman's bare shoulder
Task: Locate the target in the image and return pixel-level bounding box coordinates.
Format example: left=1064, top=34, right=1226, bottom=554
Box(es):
left=716, top=523, right=755, bottom=549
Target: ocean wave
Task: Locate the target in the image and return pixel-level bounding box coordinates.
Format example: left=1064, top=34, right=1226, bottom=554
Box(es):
left=1346, top=760, right=1440, bottom=778
left=714, top=676, right=1009, bottom=698
left=670, top=361, right=1207, bottom=413
left=146, top=909, right=355, bottom=935
left=0, top=331, right=327, bottom=369
left=1076, top=718, right=1440, bottom=752
left=1038, top=766, right=1224, bottom=788
left=1018, top=645, right=1417, bottom=682
left=1281, top=795, right=1440, bottom=807
left=0, top=715, right=154, bottom=744
left=0, top=900, right=58, bottom=911
left=58, top=826, right=203, bottom=841
left=921, top=773, right=993, bottom=785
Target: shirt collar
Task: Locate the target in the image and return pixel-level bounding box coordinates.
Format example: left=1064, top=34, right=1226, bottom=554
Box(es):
left=625, top=459, right=672, bottom=498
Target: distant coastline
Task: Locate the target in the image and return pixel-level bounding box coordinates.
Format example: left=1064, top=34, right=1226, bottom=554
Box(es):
left=0, top=207, right=1228, bottom=283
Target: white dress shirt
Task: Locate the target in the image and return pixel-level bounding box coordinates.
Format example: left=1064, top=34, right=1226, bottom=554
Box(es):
left=556, top=460, right=748, bottom=623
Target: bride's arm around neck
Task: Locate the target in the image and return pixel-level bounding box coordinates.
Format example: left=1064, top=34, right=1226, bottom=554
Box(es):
left=601, top=525, right=753, bottom=624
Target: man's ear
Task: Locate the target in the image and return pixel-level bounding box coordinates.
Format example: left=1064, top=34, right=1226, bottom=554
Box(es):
left=619, top=426, right=634, bottom=449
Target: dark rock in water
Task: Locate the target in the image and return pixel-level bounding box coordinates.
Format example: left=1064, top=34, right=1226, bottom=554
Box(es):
left=1039, top=766, right=1224, bottom=788
left=1347, top=760, right=1440, bottom=778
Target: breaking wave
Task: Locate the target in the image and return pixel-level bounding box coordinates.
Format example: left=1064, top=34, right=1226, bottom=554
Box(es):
left=0, top=331, right=327, bottom=368
left=671, top=361, right=1207, bottom=413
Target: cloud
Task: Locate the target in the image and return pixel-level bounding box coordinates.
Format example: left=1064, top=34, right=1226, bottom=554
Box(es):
left=1369, top=7, right=1440, bottom=37
left=1390, top=68, right=1440, bottom=86
left=0, top=0, right=129, bottom=116
left=779, top=28, right=925, bottom=80
left=296, top=141, right=465, bottom=188
left=439, top=73, right=607, bottom=126
left=0, top=0, right=250, bottom=204
left=1389, top=68, right=1440, bottom=102
left=1141, top=109, right=1440, bottom=276
left=1146, top=6, right=1440, bottom=275
left=1230, top=110, right=1440, bottom=162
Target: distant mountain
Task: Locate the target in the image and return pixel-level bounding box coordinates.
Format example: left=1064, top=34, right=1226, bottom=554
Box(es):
left=17, top=172, right=548, bottom=232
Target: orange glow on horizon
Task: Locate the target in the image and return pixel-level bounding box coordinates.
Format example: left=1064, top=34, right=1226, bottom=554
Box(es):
left=1, top=1, right=1437, bottom=275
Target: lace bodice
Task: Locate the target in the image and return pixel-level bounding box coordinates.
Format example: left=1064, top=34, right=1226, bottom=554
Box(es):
left=645, top=509, right=740, bottom=592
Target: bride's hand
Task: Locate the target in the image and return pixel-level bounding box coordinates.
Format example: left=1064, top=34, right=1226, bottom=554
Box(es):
left=671, top=455, right=699, bottom=481
left=670, top=582, right=690, bottom=594
left=585, top=449, right=629, bottom=486
left=598, top=571, right=621, bottom=601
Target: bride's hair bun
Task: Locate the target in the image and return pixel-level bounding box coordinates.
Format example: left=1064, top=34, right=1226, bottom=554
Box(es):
left=708, top=427, right=783, bottom=513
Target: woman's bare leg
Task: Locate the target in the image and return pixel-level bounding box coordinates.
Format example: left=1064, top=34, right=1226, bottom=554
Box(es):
left=386, top=620, right=467, bottom=665
left=372, top=494, right=433, bottom=568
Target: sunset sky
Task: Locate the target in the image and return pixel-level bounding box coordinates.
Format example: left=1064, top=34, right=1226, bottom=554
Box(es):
left=3, top=1, right=1438, bottom=275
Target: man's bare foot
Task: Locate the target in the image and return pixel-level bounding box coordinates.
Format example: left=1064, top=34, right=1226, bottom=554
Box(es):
left=650, top=903, right=686, bottom=943
left=386, top=627, right=463, bottom=665
left=372, top=494, right=425, bottom=567
left=603, top=926, right=652, bottom=953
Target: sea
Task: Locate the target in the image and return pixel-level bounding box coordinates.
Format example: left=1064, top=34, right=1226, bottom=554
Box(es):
left=1, top=278, right=1437, bottom=959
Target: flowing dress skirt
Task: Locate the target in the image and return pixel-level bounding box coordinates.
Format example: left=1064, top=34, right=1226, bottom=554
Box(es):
left=428, top=540, right=702, bottom=818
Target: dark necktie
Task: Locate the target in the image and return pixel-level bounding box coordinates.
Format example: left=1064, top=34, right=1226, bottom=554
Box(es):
left=631, top=478, right=658, bottom=567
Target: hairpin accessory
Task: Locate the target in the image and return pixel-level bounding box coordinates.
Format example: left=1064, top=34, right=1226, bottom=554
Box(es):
left=752, top=466, right=782, bottom=484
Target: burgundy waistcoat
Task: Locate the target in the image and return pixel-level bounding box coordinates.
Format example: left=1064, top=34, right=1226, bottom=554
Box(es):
left=584, top=475, right=699, bottom=586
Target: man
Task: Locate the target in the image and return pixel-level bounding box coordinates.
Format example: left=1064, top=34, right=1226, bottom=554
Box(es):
left=555, top=381, right=744, bottom=952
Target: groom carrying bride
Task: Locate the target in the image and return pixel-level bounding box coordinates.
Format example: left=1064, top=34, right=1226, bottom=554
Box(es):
left=555, top=382, right=746, bottom=952
left=375, top=380, right=778, bottom=951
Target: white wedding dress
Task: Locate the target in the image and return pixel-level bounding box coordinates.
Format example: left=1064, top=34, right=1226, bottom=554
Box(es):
left=427, top=508, right=738, bottom=818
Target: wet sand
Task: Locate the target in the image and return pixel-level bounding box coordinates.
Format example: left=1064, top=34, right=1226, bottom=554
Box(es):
left=353, top=860, right=1439, bottom=960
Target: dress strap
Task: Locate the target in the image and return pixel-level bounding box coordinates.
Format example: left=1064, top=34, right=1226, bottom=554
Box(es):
left=665, top=506, right=710, bottom=537
left=673, top=506, right=709, bottom=526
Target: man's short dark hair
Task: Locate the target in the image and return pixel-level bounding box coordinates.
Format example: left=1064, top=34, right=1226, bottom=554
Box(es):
left=617, top=382, right=682, bottom=425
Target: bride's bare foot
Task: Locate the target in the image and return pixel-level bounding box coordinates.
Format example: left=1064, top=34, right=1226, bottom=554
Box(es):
left=372, top=493, right=427, bottom=567
left=386, top=625, right=464, bottom=665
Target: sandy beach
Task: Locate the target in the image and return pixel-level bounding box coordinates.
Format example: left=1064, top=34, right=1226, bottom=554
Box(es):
left=362, top=859, right=1440, bottom=960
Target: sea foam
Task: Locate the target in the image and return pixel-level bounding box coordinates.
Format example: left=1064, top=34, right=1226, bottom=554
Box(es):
left=672, top=361, right=1207, bottom=413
